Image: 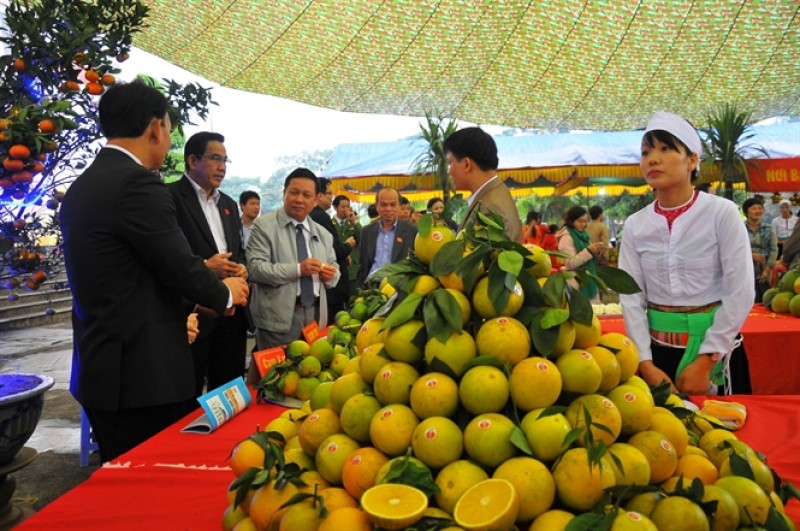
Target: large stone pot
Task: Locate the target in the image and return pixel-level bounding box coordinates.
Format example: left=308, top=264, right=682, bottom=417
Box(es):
left=0, top=373, right=54, bottom=465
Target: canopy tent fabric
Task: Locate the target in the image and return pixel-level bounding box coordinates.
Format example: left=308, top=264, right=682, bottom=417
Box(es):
left=320, top=122, right=800, bottom=200
left=135, top=1, right=799, bottom=131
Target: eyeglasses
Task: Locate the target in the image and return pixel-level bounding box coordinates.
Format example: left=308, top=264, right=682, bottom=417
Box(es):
left=200, top=154, right=231, bottom=165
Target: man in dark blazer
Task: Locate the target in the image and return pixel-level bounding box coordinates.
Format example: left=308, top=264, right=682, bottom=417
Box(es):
left=445, top=127, right=522, bottom=241
left=309, top=177, right=355, bottom=315
left=167, top=132, right=249, bottom=399
left=60, top=81, right=249, bottom=462
left=357, top=187, right=417, bottom=286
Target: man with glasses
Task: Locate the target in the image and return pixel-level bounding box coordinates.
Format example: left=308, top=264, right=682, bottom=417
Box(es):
left=168, top=132, right=249, bottom=400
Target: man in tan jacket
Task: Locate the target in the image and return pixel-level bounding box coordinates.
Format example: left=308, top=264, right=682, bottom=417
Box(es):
left=445, top=127, right=521, bottom=241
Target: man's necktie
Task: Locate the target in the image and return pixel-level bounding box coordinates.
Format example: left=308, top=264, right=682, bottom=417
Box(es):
left=295, top=225, right=314, bottom=307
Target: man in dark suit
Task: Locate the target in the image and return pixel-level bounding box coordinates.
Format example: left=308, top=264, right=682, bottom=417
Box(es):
left=309, top=177, right=355, bottom=315
left=60, top=81, right=249, bottom=462
left=357, top=187, right=417, bottom=286
left=167, top=132, right=249, bottom=399
left=445, top=127, right=521, bottom=241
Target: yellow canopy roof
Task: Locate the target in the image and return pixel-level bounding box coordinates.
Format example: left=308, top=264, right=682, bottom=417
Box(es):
left=135, top=0, right=799, bottom=130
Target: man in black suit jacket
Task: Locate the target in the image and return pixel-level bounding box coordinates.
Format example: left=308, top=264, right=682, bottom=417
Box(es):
left=309, top=177, right=355, bottom=315
left=167, top=132, right=249, bottom=399
left=357, top=188, right=417, bottom=286
left=60, top=81, right=249, bottom=462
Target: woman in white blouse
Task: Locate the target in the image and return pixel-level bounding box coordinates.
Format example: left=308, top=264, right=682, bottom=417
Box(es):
left=618, top=112, right=754, bottom=395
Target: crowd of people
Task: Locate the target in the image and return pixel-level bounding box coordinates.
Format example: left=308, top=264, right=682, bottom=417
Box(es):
left=60, top=80, right=798, bottom=462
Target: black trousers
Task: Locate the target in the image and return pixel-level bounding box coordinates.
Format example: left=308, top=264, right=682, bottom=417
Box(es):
left=190, top=313, right=248, bottom=398
left=85, top=402, right=192, bottom=462
left=651, top=335, right=751, bottom=395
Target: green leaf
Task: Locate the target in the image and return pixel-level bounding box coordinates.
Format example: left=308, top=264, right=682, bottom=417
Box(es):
left=476, top=210, right=503, bottom=230
left=530, top=314, right=558, bottom=358
left=650, top=381, right=673, bottom=407
left=430, top=239, right=465, bottom=277
left=510, top=426, right=533, bottom=456
left=543, top=274, right=567, bottom=308
left=727, top=449, right=755, bottom=480
left=566, top=511, right=613, bottom=531
left=487, top=261, right=511, bottom=315
left=497, top=250, right=523, bottom=276
left=541, top=308, right=570, bottom=329
left=427, top=356, right=458, bottom=380
left=566, top=285, right=593, bottom=325
left=381, top=293, right=424, bottom=330
left=382, top=451, right=441, bottom=497
left=417, top=213, right=433, bottom=236
left=596, top=265, right=641, bottom=294
left=424, top=296, right=451, bottom=344
left=764, top=506, right=792, bottom=531
left=432, top=288, right=464, bottom=331
left=278, top=492, right=314, bottom=510
left=517, top=270, right=546, bottom=308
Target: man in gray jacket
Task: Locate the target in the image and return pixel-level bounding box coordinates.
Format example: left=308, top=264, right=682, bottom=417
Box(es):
left=247, top=168, right=340, bottom=355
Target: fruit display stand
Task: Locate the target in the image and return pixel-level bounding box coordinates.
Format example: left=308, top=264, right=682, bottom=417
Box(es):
left=13, top=392, right=800, bottom=529
left=19, top=220, right=800, bottom=530
left=600, top=304, right=800, bottom=395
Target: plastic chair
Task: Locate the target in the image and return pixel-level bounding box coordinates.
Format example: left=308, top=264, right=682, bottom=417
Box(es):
left=79, top=407, right=98, bottom=467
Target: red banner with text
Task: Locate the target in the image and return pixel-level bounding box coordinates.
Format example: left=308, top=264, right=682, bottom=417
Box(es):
left=748, top=158, right=800, bottom=192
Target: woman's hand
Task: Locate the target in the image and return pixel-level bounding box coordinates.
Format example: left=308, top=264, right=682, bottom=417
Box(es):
left=638, top=360, right=677, bottom=394
left=675, top=354, right=715, bottom=395
left=752, top=252, right=766, bottom=264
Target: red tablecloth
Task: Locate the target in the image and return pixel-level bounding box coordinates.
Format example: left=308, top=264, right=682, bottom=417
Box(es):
left=600, top=304, right=800, bottom=395
left=18, top=394, right=799, bottom=529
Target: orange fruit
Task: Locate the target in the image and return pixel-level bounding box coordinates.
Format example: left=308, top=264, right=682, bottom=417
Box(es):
left=3, top=158, right=25, bottom=172
left=463, top=413, right=517, bottom=468
left=229, top=438, right=266, bottom=477
left=410, top=416, right=463, bottom=469
left=38, top=119, right=56, bottom=133
left=510, top=356, right=562, bottom=411
left=674, top=453, right=719, bottom=485
left=409, top=372, right=459, bottom=419
left=565, top=394, right=622, bottom=447
left=472, top=276, right=524, bottom=318
left=341, top=447, right=390, bottom=499
left=434, top=460, right=489, bottom=514
left=552, top=448, right=616, bottom=511
left=8, top=144, right=30, bottom=160
left=493, top=457, right=555, bottom=522
left=475, top=316, right=531, bottom=366
left=101, top=73, right=116, bottom=85
left=454, top=478, right=520, bottom=530
left=361, top=483, right=428, bottom=530
left=13, top=58, right=25, bottom=71
left=85, top=82, right=104, bottom=95
left=84, top=69, right=101, bottom=82
left=414, top=226, right=455, bottom=265
left=369, top=404, right=419, bottom=457
left=627, top=431, right=678, bottom=485
left=318, top=507, right=372, bottom=531
left=315, top=433, right=361, bottom=485
left=297, top=408, right=342, bottom=457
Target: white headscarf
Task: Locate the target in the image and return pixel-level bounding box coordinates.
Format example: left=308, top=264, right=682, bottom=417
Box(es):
left=645, top=111, right=703, bottom=158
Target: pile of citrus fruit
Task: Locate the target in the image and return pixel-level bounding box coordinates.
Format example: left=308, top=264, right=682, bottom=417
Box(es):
left=764, top=267, right=800, bottom=317
left=228, top=214, right=797, bottom=531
